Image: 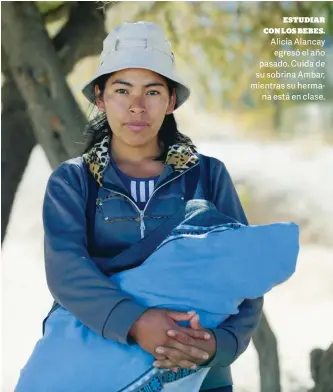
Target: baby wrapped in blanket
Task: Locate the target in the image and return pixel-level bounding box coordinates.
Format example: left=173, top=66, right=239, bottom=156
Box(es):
left=15, top=200, right=299, bottom=392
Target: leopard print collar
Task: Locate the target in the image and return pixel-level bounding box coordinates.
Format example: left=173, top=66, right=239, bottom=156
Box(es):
left=82, top=135, right=199, bottom=187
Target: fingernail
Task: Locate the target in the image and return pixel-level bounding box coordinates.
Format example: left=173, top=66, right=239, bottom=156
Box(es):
left=187, top=310, right=196, bottom=315
left=203, top=354, right=209, bottom=360
left=153, top=361, right=160, bottom=367
left=191, top=365, right=197, bottom=370
left=204, top=333, right=211, bottom=340
left=156, top=347, right=164, bottom=354
left=167, top=330, right=176, bottom=337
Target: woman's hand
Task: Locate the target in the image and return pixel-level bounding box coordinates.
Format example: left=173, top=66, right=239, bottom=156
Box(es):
left=153, top=314, right=217, bottom=370
left=129, top=309, right=211, bottom=364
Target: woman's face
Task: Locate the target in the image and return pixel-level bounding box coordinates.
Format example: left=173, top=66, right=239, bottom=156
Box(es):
left=95, top=68, right=176, bottom=148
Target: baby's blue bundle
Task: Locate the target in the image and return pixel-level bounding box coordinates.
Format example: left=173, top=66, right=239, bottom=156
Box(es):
left=16, top=201, right=299, bottom=392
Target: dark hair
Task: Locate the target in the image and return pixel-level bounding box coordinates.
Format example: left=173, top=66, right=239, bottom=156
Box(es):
left=83, top=73, right=197, bottom=161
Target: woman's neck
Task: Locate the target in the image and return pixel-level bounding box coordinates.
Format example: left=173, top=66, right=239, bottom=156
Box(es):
left=110, top=138, right=165, bottom=178
left=111, top=138, right=162, bottom=165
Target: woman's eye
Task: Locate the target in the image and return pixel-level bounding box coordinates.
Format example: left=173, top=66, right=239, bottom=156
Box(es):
left=115, top=89, right=129, bottom=94
left=147, top=90, right=160, bottom=96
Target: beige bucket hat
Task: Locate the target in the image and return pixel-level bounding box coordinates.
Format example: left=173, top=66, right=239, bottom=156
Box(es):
left=81, top=21, right=191, bottom=109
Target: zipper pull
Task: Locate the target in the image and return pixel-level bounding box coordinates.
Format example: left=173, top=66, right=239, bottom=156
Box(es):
left=139, top=210, right=146, bottom=238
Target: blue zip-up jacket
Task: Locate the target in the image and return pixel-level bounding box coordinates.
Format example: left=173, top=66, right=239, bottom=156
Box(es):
left=43, top=137, right=263, bottom=389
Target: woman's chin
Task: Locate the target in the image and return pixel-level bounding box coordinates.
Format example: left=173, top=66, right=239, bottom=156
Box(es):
left=123, top=135, right=158, bottom=147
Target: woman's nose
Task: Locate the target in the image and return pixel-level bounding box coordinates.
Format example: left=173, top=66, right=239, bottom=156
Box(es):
left=129, top=96, right=146, bottom=114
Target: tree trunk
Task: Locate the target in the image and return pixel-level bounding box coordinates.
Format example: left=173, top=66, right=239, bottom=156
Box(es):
left=252, top=313, right=281, bottom=392
left=1, top=53, right=36, bottom=244
left=309, top=343, right=333, bottom=392
left=1, top=1, right=86, bottom=169
left=1, top=2, right=108, bottom=241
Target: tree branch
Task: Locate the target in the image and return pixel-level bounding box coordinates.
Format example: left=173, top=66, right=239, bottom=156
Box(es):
left=1, top=1, right=110, bottom=242
left=53, top=1, right=115, bottom=75
left=2, top=2, right=86, bottom=168
left=41, top=1, right=73, bottom=24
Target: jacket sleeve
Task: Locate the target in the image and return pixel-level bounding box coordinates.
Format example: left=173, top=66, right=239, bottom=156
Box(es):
left=206, top=157, right=264, bottom=367
left=43, top=161, right=148, bottom=345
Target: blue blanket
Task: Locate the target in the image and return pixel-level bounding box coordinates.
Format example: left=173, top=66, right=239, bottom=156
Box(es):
left=15, top=201, right=299, bottom=392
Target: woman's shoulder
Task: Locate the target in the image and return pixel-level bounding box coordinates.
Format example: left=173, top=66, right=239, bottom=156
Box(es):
left=196, top=152, right=227, bottom=172
left=53, top=156, right=86, bottom=175
left=47, top=156, right=88, bottom=195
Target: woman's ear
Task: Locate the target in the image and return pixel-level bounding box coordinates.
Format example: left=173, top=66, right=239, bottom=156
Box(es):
left=166, top=88, right=176, bottom=115
left=95, top=85, right=105, bottom=111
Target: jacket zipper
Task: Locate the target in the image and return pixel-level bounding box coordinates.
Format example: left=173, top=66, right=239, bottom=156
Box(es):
left=101, top=189, right=146, bottom=238
left=139, top=210, right=145, bottom=239
left=103, top=163, right=198, bottom=239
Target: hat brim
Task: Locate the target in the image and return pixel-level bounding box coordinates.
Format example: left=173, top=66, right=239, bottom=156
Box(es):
left=81, top=50, right=190, bottom=110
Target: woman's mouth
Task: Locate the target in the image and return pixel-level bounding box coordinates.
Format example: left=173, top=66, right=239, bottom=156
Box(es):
left=125, top=122, right=149, bottom=131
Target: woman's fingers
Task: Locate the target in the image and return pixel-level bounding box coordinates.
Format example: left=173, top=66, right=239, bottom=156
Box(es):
left=154, top=354, right=167, bottom=361
left=169, top=327, right=211, bottom=341
left=178, top=360, right=198, bottom=370
left=155, top=345, right=209, bottom=364
left=153, top=359, right=176, bottom=369
left=152, top=311, right=211, bottom=370
left=167, top=329, right=193, bottom=344
left=153, top=357, right=197, bottom=370
left=165, top=310, right=195, bottom=322
left=189, top=314, right=203, bottom=330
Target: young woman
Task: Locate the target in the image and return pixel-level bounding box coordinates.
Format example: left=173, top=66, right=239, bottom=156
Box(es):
left=16, top=22, right=264, bottom=392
